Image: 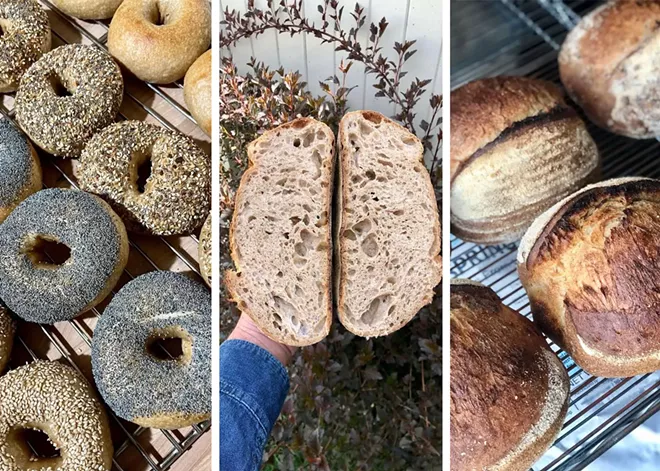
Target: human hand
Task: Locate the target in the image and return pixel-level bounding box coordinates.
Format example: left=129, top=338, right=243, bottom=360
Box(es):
left=228, top=314, right=297, bottom=366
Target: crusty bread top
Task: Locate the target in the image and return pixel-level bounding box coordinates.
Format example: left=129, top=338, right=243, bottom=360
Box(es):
left=336, top=110, right=442, bottom=337
left=224, top=117, right=335, bottom=346
left=450, top=282, right=569, bottom=471
left=450, top=76, right=565, bottom=179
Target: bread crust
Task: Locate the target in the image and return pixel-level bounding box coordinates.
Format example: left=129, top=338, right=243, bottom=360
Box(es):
left=224, top=118, right=334, bottom=346
left=108, top=0, right=211, bottom=84
left=184, top=49, right=211, bottom=135
left=559, top=0, right=660, bottom=138
left=450, top=281, right=569, bottom=471
left=518, top=178, right=660, bottom=377
left=52, top=0, right=124, bottom=19
left=450, top=77, right=600, bottom=245
left=337, top=111, right=442, bottom=337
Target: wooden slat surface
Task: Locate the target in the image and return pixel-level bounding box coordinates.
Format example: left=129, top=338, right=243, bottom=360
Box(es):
left=1, top=2, right=212, bottom=470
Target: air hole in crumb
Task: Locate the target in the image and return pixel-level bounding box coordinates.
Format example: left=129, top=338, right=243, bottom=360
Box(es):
left=359, top=121, right=374, bottom=135
left=284, top=232, right=290, bottom=240
left=303, top=133, right=315, bottom=147
left=393, top=209, right=404, bottom=216
left=378, top=158, right=393, bottom=167
left=311, top=150, right=322, bottom=179
left=361, top=234, right=378, bottom=257
left=295, top=285, right=303, bottom=297
left=303, top=214, right=310, bottom=225
left=8, top=428, right=61, bottom=463
left=276, top=178, right=287, bottom=186
left=47, top=73, right=73, bottom=97
left=414, top=165, right=423, bottom=173
left=361, top=294, right=391, bottom=325
left=294, top=242, right=307, bottom=256
left=353, top=219, right=372, bottom=235
left=300, top=229, right=317, bottom=249
left=290, top=216, right=301, bottom=225
left=348, top=268, right=356, bottom=276
left=351, top=175, right=362, bottom=183
left=21, top=235, right=71, bottom=268
left=387, top=277, right=396, bottom=284
left=316, top=241, right=328, bottom=252
left=248, top=215, right=256, bottom=222
left=302, top=204, right=312, bottom=213
left=293, top=138, right=301, bottom=147
left=344, top=229, right=357, bottom=241
left=365, top=170, right=376, bottom=180
left=315, top=211, right=328, bottom=227
left=276, top=271, right=283, bottom=278
left=293, top=256, right=307, bottom=267
left=402, top=137, right=416, bottom=146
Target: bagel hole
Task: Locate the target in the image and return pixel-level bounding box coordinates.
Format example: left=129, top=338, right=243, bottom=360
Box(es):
left=132, top=151, right=153, bottom=194
left=47, top=73, right=73, bottom=98
left=0, top=23, right=5, bottom=39
left=21, top=235, right=71, bottom=268
left=150, top=1, right=170, bottom=26
left=146, top=326, right=193, bottom=364
left=7, top=427, right=61, bottom=464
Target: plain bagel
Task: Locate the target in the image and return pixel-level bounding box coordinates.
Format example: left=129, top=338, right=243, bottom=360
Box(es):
left=184, top=49, right=211, bottom=135
left=51, top=0, right=124, bottom=19
left=108, top=0, right=211, bottom=84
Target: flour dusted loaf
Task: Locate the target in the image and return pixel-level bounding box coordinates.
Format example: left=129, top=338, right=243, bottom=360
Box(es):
left=224, top=118, right=335, bottom=346
left=337, top=111, right=441, bottom=337
left=518, top=177, right=660, bottom=377
left=451, top=76, right=600, bottom=245
left=559, top=0, right=660, bottom=138
left=450, top=280, right=569, bottom=471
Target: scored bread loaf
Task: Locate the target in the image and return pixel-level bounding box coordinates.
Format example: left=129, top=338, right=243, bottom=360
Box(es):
left=336, top=111, right=442, bottom=337
left=451, top=280, right=569, bottom=471
left=224, top=118, right=335, bottom=346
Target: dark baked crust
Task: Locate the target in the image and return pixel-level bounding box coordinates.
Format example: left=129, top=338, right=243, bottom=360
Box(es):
left=559, top=0, right=660, bottom=138
left=519, top=178, right=660, bottom=377
left=450, top=76, right=565, bottom=179
left=450, top=282, right=569, bottom=471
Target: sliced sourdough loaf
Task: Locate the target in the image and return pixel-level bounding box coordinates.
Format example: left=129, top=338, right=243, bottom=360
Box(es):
left=336, top=111, right=442, bottom=337
left=224, top=118, right=335, bottom=346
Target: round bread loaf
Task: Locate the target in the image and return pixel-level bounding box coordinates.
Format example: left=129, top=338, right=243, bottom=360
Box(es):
left=108, top=0, right=211, bottom=84
left=450, top=280, right=569, bottom=471
left=51, top=0, right=124, bottom=19
left=0, top=188, right=129, bottom=324
left=92, top=271, right=211, bottom=429
left=78, top=120, right=211, bottom=235
left=518, top=177, right=660, bottom=377
left=184, top=49, right=211, bottom=136
left=15, top=44, right=124, bottom=158
left=559, top=1, right=660, bottom=138
left=0, top=361, right=113, bottom=471
left=0, top=304, right=15, bottom=373
left=450, top=76, right=600, bottom=245
left=0, top=0, right=51, bottom=92
left=0, top=119, right=42, bottom=222
left=198, top=214, right=211, bottom=287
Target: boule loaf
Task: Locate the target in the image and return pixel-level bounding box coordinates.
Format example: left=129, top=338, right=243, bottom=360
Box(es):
left=450, top=76, right=600, bottom=245
left=224, top=118, right=335, bottom=346
left=518, top=177, right=660, bottom=377
left=559, top=0, right=660, bottom=138
left=450, top=280, right=569, bottom=471
left=336, top=111, right=442, bottom=337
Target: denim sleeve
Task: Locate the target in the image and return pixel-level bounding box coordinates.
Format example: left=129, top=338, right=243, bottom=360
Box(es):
left=220, top=340, right=290, bottom=471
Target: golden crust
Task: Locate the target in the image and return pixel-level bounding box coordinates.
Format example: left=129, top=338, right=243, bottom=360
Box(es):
left=184, top=49, right=211, bottom=135
left=519, top=178, right=660, bottom=377
left=450, top=282, right=569, bottom=471
left=559, top=0, right=660, bottom=137
left=450, top=76, right=564, bottom=179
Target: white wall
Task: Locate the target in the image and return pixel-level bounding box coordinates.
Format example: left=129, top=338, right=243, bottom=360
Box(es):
left=220, top=0, right=442, bottom=127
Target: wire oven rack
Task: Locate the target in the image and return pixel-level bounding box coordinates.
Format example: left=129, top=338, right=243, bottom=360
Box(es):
left=450, top=1, right=660, bottom=470
left=0, top=2, right=211, bottom=470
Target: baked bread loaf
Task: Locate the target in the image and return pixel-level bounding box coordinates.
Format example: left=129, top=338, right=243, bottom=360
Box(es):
left=224, top=118, right=335, bottom=346
left=451, top=76, right=600, bottom=245
left=51, top=0, right=123, bottom=19
left=451, top=280, right=569, bottom=471
left=518, top=177, right=660, bottom=377
left=108, top=0, right=211, bottom=83
left=184, top=49, right=211, bottom=135
left=336, top=111, right=441, bottom=337
left=559, top=1, right=660, bottom=139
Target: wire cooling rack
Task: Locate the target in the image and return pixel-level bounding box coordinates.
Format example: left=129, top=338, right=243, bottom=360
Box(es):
left=451, top=1, right=660, bottom=470
left=0, top=2, right=211, bottom=470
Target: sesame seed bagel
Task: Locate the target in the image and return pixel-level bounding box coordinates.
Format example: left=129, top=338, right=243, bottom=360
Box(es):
left=15, top=44, right=124, bottom=158
left=0, top=188, right=129, bottom=324
left=0, top=119, right=42, bottom=223
left=0, top=361, right=113, bottom=471
left=92, top=271, right=211, bottom=429
left=0, top=304, right=15, bottom=373
left=108, top=0, right=211, bottom=84
left=51, top=0, right=124, bottom=20
left=0, top=0, right=51, bottom=93
left=198, top=214, right=211, bottom=287
left=78, top=120, right=211, bottom=235
left=184, top=49, right=211, bottom=135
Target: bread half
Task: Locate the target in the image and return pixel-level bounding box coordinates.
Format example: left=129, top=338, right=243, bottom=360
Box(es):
left=224, top=118, right=335, bottom=346
left=336, top=111, right=442, bottom=337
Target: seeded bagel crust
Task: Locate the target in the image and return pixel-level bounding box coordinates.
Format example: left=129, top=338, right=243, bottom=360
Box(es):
left=450, top=281, right=569, bottom=471
left=559, top=0, right=660, bottom=138
left=450, top=76, right=600, bottom=244
left=198, top=214, right=211, bottom=287
left=0, top=305, right=14, bottom=373
left=518, top=177, right=660, bottom=377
